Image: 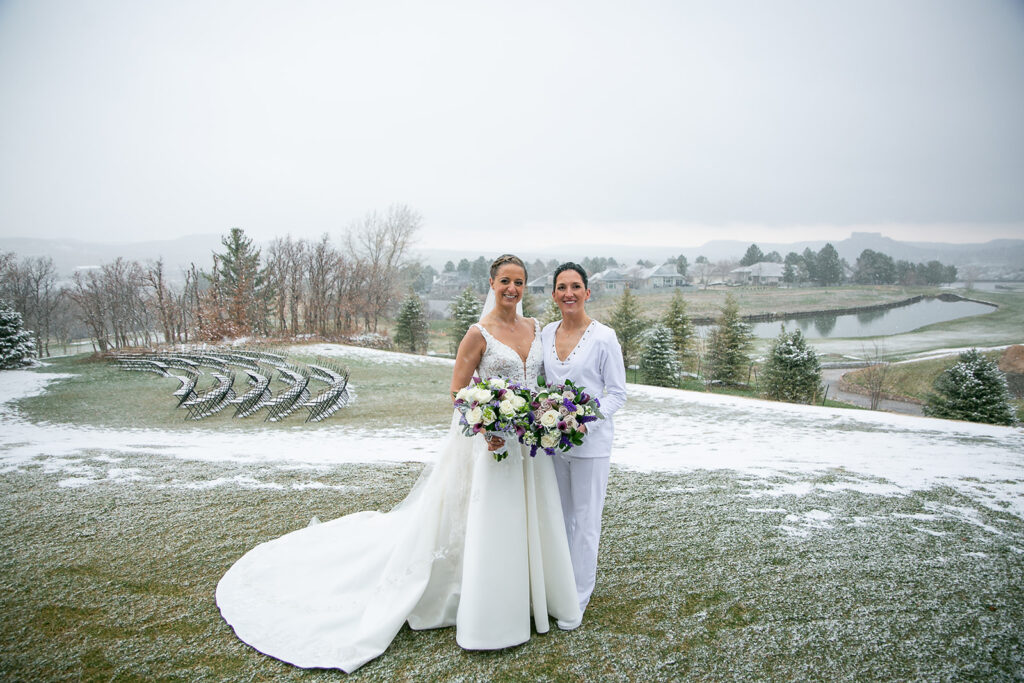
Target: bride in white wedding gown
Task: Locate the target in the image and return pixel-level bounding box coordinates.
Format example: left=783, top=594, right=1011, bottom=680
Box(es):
left=216, top=254, right=580, bottom=672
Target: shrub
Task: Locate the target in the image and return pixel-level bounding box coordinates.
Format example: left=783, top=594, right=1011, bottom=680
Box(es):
left=923, top=349, right=1016, bottom=425
left=761, top=327, right=822, bottom=403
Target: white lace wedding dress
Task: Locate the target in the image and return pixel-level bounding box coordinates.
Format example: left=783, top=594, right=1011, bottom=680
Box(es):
left=216, top=319, right=580, bottom=672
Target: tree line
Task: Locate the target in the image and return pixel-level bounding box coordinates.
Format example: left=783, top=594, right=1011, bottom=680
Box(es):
left=0, top=205, right=420, bottom=355
left=736, top=242, right=957, bottom=286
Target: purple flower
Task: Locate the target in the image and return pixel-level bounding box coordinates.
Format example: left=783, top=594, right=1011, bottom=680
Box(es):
left=562, top=397, right=577, bottom=412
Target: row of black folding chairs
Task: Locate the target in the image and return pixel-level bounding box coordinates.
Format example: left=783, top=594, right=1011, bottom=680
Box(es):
left=304, top=372, right=350, bottom=422
left=231, top=369, right=272, bottom=418
left=109, top=349, right=349, bottom=422
left=182, top=371, right=236, bottom=420
left=265, top=367, right=311, bottom=422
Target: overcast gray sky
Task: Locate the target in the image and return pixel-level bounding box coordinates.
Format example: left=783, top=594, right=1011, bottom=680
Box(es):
left=1, top=0, right=1022, bottom=249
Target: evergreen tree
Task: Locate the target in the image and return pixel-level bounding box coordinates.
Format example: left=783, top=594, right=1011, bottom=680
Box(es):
left=519, top=289, right=537, bottom=319
left=761, top=327, right=823, bottom=403
left=706, top=293, right=753, bottom=384
left=782, top=252, right=802, bottom=285
left=394, top=290, right=429, bottom=354
left=539, top=297, right=561, bottom=326
left=448, top=286, right=482, bottom=352
left=662, top=288, right=693, bottom=369
left=608, top=286, right=647, bottom=368
left=923, top=349, right=1016, bottom=425
left=854, top=249, right=896, bottom=285
left=215, top=227, right=270, bottom=335
left=801, top=247, right=818, bottom=283
left=641, top=323, right=680, bottom=387
left=740, top=243, right=764, bottom=266
left=0, top=299, right=35, bottom=369
left=816, top=243, right=843, bottom=285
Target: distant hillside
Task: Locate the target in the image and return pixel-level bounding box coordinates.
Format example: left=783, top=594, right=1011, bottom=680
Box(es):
left=0, top=235, right=225, bottom=280
left=4, top=231, right=1022, bottom=282
left=670, top=232, right=1024, bottom=266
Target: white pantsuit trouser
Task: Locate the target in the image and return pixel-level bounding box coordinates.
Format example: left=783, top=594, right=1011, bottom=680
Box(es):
left=552, top=454, right=611, bottom=613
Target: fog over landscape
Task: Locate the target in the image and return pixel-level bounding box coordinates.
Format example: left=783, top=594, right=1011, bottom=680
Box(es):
left=1, top=0, right=1023, bottom=249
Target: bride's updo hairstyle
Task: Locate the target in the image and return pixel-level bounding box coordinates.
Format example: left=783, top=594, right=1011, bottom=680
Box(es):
left=490, top=254, right=528, bottom=280
left=551, top=262, right=588, bottom=291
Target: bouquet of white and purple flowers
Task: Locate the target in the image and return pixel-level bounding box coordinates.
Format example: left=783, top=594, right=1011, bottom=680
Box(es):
left=453, top=376, right=533, bottom=461
left=520, top=376, right=604, bottom=456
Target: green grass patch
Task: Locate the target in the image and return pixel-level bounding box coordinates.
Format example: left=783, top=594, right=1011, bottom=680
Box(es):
left=22, top=351, right=454, bottom=432
left=585, top=285, right=945, bottom=322
left=843, top=349, right=1024, bottom=420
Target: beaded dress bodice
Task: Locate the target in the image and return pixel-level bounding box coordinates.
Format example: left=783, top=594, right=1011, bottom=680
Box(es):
left=473, top=319, right=543, bottom=387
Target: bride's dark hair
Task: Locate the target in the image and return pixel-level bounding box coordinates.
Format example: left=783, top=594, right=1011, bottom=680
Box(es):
left=552, top=262, right=588, bottom=291
left=489, top=254, right=528, bottom=280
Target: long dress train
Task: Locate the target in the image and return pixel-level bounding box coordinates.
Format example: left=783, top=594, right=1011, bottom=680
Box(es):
left=216, top=319, right=580, bottom=672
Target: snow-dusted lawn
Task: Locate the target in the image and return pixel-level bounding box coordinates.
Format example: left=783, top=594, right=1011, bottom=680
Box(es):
left=1, top=346, right=1022, bottom=679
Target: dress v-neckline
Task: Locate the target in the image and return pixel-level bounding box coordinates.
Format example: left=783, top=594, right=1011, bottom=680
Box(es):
left=553, top=320, right=596, bottom=363
left=477, top=319, right=538, bottom=366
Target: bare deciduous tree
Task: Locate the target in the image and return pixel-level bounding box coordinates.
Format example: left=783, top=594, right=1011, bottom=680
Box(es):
left=345, top=204, right=421, bottom=332
left=860, top=342, right=893, bottom=410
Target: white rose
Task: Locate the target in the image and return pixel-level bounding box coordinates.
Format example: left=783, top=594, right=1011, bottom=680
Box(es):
left=499, top=399, right=515, bottom=416
left=455, top=387, right=470, bottom=402
left=471, top=387, right=492, bottom=404
left=562, top=390, right=575, bottom=400
left=540, top=410, right=559, bottom=428
left=466, top=407, right=483, bottom=425
left=488, top=377, right=507, bottom=390
left=510, top=394, right=527, bottom=410
left=541, top=431, right=560, bottom=449
left=565, top=415, right=578, bottom=430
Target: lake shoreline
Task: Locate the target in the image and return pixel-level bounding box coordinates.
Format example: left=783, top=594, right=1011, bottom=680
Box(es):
left=688, top=292, right=997, bottom=326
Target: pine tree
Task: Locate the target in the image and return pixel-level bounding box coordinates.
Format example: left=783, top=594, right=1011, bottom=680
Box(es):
left=816, top=243, right=843, bottom=286
left=539, top=297, right=562, bottom=326
left=923, top=349, right=1016, bottom=425
left=0, top=300, right=36, bottom=369
left=394, top=291, right=429, bottom=354
left=662, top=288, right=693, bottom=369
left=214, top=227, right=270, bottom=335
left=641, top=323, right=680, bottom=387
left=706, top=293, right=753, bottom=384
left=520, top=289, right=537, bottom=319
left=761, top=327, right=823, bottom=403
left=740, top=243, right=764, bottom=266
left=608, top=287, right=647, bottom=368
left=448, top=286, right=482, bottom=352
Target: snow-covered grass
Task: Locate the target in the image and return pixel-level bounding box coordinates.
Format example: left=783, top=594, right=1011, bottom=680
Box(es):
left=1, top=345, right=1023, bottom=679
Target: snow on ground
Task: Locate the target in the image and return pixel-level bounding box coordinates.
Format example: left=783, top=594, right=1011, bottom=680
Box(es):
left=2, top=363, right=1023, bottom=519
left=294, top=343, right=456, bottom=367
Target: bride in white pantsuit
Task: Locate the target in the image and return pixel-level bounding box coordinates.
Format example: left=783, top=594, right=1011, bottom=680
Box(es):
left=216, top=254, right=579, bottom=673
left=541, top=262, right=628, bottom=619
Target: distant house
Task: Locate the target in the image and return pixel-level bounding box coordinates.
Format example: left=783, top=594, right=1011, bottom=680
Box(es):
left=589, top=263, right=690, bottom=292
left=432, top=270, right=473, bottom=297
left=636, top=263, right=689, bottom=289
left=527, top=273, right=553, bottom=295
left=590, top=267, right=635, bottom=293
left=729, top=261, right=785, bottom=286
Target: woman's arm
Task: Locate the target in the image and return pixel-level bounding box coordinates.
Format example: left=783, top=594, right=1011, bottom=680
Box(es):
left=450, top=325, right=486, bottom=402
left=597, top=328, right=627, bottom=418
